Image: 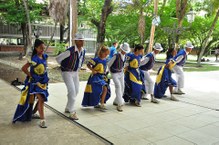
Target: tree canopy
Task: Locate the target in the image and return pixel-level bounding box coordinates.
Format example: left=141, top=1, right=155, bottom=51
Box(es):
left=0, top=0, right=219, bottom=64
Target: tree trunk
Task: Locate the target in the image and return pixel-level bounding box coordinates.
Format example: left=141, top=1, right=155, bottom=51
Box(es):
left=45, top=22, right=58, bottom=52
left=21, top=23, right=27, bottom=56
left=175, top=0, right=188, bottom=50
left=94, top=0, right=113, bottom=56
left=138, top=9, right=145, bottom=44
left=22, top=0, right=32, bottom=57
left=60, top=24, right=64, bottom=43
left=197, top=9, right=219, bottom=66
left=15, top=0, right=26, bottom=56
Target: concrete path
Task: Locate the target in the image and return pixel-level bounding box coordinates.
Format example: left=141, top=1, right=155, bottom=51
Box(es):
left=46, top=71, right=219, bottom=145
left=0, top=79, right=107, bottom=145
left=1, top=53, right=219, bottom=145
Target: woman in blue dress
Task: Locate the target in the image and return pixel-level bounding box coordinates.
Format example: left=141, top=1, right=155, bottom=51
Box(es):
left=123, top=44, right=145, bottom=106
left=166, top=48, right=177, bottom=61
left=13, top=39, right=49, bottom=128
left=154, top=59, right=178, bottom=101
left=82, top=46, right=110, bottom=111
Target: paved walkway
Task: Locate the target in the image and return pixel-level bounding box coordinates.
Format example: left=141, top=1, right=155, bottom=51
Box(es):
left=0, top=79, right=107, bottom=145
left=1, top=55, right=219, bottom=145
left=45, top=71, right=219, bottom=145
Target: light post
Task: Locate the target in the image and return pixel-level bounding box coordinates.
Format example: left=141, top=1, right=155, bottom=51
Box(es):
left=186, top=8, right=195, bottom=23
left=162, top=8, right=195, bottom=49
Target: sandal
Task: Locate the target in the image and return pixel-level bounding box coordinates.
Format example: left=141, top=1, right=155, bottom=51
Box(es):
left=32, top=114, right=40, bottom=119
left=39, top=120, right=47, bottom=128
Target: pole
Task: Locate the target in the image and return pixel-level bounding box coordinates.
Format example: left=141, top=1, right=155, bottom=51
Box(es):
left=148, top=0, right=158, bottom=52
left=70, top=0, right=78, bottom=46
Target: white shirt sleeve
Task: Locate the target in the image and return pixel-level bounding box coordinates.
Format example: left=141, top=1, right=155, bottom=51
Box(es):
left=107, top=55, right=116, bottom=69
left=140, top=56, right=150, bottom=66
left=55, top=50, right=70, bottom=65
left=175, top=55, right=184, bottom=63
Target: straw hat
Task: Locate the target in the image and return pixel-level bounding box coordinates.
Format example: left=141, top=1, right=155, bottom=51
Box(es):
left=74, top=33, right=85, bottom=40
left=120, top=43, right=130, bottom=53
left=153, top=43, right=163, bottom=51
left=185, top=41, right=194, bottom=49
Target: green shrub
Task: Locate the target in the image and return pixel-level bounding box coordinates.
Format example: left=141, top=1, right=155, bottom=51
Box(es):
left=54, top=43, right=67, bottom=55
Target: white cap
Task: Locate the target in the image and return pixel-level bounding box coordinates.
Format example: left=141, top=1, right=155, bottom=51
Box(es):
left=185, top=41, right=194, bottom=49
left=74, top=33, right=85, bottom=40
left=120, top=43, right=130, bottom=53
left=153, top=43, right=163, bottom=51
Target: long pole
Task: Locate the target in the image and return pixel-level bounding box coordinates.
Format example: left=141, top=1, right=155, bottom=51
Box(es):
left=148, top=0, right=158, bottom=52
left=70, top=0, right=78, bottom=46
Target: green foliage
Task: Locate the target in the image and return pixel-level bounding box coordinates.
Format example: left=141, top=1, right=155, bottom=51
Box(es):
left=0, top=1, right=25, bottom=24
left=0, top=0, right=46, bottom=25
left=54, top=42, right=67, bottom=55
left=78, top=0, right=104, bottom=25
left=78, top=0, right=217, bottom=50
left=105, top=13, right=139, bottom=46
left=184, top=63, right=219, bottom=72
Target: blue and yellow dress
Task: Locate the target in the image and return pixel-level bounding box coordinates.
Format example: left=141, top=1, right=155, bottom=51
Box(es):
left=154, top=60, right=177, bottom=98
left=82, top=57, right=111, bottom=107
left=13, top=54, right=49, bottom=123
left=123, top=53, right=145, bottom=103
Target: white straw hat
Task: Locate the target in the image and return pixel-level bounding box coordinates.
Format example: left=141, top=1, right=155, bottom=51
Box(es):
left=185, top=41, right=194, bottom=49
left=153, top=43, right=163, bottom=51
left=120, top=43, right=130, bottom=53
left=74, top=33, right=85, bottom=40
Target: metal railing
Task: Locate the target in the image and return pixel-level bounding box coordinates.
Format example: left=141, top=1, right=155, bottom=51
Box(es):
left=0, top=23, right=96, bottom=40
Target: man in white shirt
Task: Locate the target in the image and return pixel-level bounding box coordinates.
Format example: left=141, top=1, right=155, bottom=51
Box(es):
left=139, top=43, right=163, bottom=103
left=172, top=41, right=194, bottom=94
left=56, top=33, right=86, bottom=120
left=108, top=43, right=130, bottom=112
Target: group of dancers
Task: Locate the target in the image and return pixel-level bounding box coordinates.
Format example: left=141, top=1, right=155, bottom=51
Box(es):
left=12, top=33, right=194, bottom=128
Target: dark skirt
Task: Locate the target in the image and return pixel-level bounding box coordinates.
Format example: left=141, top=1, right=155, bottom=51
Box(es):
left=82, top=74, right=111, bottom=107
left=123, top=69, right=145, bottom=103
left=154, top=67, right=176, bottom=99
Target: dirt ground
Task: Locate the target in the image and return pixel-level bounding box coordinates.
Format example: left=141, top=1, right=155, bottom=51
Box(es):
left=0, top=53, right=62, bottom=83
left=0, top=52, right=161, bottom=84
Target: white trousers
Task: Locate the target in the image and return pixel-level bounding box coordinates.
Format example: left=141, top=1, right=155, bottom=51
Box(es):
left=62, top=71, right=79, bottom=113
left=111, top=72, right=125, bottom=106
left=143, top=70, right=154, bottom=95
left=172, top=65, right=184, bottom=91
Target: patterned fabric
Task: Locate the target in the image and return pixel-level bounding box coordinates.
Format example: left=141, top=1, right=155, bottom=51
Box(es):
left=61, top=46, right=85, bottom=71
left=174, top=49, right=187, bottom=66
left=154, top=65, right=177, bottom=99
left=139, top=52, right=155, bottom=71
left=13, top=54, right=49, bottom=123
left=110, top=53, right=125, bottom=73
left=123, top=53, right=145, bottom=103
left=82, top=57, right=111, bottom=106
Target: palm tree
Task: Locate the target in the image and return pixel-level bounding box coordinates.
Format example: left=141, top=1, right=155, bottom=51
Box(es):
left=22, top=0, right=32, bottom=57
left=132, top=0, right=151, bottom=45
left=47, top=0, right=68, bottom=51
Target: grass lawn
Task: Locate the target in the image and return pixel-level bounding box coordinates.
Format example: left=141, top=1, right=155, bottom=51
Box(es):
left=79, top=70, right=91, bottom=81
left=184, top=63, right=219, bottom=72
left=63, top=53, right=219, bottom=81
left=156, top=54, right=219, bottom=72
